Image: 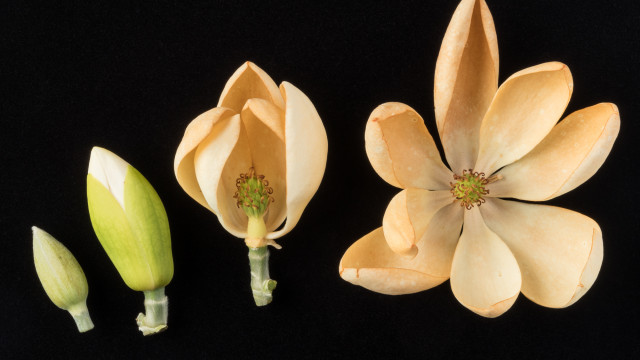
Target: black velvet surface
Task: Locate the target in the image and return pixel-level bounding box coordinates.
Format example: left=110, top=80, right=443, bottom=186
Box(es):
left=2, top=1, right=639, bottom=358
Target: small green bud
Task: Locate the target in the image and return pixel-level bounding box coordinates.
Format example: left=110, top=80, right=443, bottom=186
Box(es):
left=33, top=226, right=94, bottom=333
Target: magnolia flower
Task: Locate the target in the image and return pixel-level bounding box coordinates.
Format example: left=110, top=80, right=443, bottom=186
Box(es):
left=174, top=62, right=327, bottom=305
left=87, top=147, right=173, bottom=334
left=339, top=0, right=619, bottom=317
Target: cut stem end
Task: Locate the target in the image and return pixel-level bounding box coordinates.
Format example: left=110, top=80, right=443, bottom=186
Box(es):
left=136, top=287, right=168, bottom=336
left=248, top=246, right=277, bottom=306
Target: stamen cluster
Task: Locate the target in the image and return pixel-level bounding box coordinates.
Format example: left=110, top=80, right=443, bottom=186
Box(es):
left=234, top=168, right=274, bottom=218
left=450, top=169, right=489, bottom=210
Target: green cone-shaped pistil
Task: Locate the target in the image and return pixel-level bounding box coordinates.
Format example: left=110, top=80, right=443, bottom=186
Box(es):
left=234, top=168, right=273, bottom=218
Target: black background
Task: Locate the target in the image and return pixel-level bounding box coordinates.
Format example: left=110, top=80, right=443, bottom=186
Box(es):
left=2, top=1, right=639, bottom=359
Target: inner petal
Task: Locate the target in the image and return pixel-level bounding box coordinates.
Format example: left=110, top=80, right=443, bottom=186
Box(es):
left=382, top=189, right=454, bottom=257
left=218, top=62, right=285, bottom=113
left=240, top=98, right=287, bottom=232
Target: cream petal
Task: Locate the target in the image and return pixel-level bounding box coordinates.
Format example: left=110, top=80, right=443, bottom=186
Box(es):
left=240, top=98, right=287, bottom=232
left=414, top=202, right=464, bottom=278
left=365, top=102, right=452, bottom=190
left=174, top=107, right=237, bottom=211
left=475, top=62, right=573, bottom=174
left=266, top=82, right=327, bottom=240
left=218, top=62, right=285, bottom=113
left=450, top=207, right=521, bottom=317
left=435, top=0, right=499, bottom=173
left=481, top=198, right=603, bottom=308
left=488, top=103, right=620, bottom=200
left=339, top=227, right=451, bottom=295
left=194, top=114, right=252, bottom=238
left=382, top=189, right=454, bottom=257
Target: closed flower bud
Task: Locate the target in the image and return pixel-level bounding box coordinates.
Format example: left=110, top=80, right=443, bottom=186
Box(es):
left=33, top=226, right=94, bottom=333
left=87, top=146, right=173, bottom=335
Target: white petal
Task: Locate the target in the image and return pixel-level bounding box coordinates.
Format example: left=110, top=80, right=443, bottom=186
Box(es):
left=435, top=0, right=499, bottom=173
left=218, top=62, right=285, bottom=113
left=88, top=147, right=130, bottom=209
left=474, top=62, right=573, bottom=174
left=481, top=198, right=603, bottom=308
left=382, top=189, right=453, bottom=257
left=194, top=114, right=252, bottom=237
left=488, top=103, right=620, bottom=200
left=267, top=82, right=327, bottom=240
left=450, top=207, right=521, bottom=317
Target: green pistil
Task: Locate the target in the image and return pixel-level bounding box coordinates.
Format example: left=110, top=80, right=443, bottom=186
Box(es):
left=234, top=168, right=274, bottom=218
left=450, top=169, right=489, bottom=210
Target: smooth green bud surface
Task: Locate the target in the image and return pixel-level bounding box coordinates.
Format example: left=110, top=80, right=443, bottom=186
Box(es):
left=33, top=226, right=89, bottom=310
left=87, top=147, right=173, bottom=292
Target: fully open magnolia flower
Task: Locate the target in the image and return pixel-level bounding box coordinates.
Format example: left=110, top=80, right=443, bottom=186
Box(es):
left=175, top=62, right=327, bottom=305
left=339, top=0, right=619, bottom=317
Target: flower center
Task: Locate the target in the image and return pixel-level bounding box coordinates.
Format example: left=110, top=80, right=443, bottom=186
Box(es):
left=450, top=169, right=490, bottom=210
left=234, top=167, right=274, bottom=218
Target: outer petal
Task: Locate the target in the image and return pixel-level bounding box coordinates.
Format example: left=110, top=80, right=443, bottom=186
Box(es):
left=240, top=99, right=287, bottom=232
left=435, top=0, right=499, bottom=173
left=488, top=103, right=620, bottom=200
left=339, top=223, right=459, bottom=295
left=365, top=102, right=452, bottom=190
left=382, top=189, right=453, bottom=258
left=194, top=114, right=252, bottom=238
left=218, top=62, right=285, bottom=113
left=475, top=62, right=573, bottom=174
left=450, top=207, right=521, bottom=317
left=266, top=82, right=327, bottom=240
left=174, top=107, right=237, bottom=211
left=481, top=198, right=603, bottom=308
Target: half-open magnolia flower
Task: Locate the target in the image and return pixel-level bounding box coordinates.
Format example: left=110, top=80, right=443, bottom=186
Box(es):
left=339, top=0, right=619, bottom=317
left=174, top=62, right=328, bottom=244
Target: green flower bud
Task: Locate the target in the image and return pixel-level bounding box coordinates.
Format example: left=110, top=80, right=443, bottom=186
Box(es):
left=33, top=226, right=94, bottom=333
left=87, top=146, right=172, bottom=335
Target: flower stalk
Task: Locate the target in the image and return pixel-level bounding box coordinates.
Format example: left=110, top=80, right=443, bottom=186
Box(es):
left=136, top=287, right=168, bottom=335
left=248, top=246, right=277, bottom=306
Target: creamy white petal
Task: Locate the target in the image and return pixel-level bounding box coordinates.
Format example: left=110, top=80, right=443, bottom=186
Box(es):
left=240, top=98, right=287, bottom=232
left=218, top=62, right=285, bottom=113
left=340, top=227, right=449, bottom=295
left=267, top=82, right=327, bottom=240
left=481, top=198, right=603, bottom=308
left=365, top=102, right=452, bottom=190
left=194, top=114, right=252, bottom=237
left=488, top=103, right=620, bottom=200
left=435, top=0, right=499, bottom=173
left=475, top=62, right=573, bottom=174
left=450, top=207, right=521, bottom=317
left=382, top=189, right=453, bottom=257
left=174, top=107, right=237, bottom=211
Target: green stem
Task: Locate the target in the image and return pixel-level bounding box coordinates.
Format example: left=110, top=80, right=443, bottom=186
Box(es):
left=135, top=287, right=168, bottom=336
left=68, top=301, right=94, bottom=333
left=248, top=246, right=277, bottom=306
